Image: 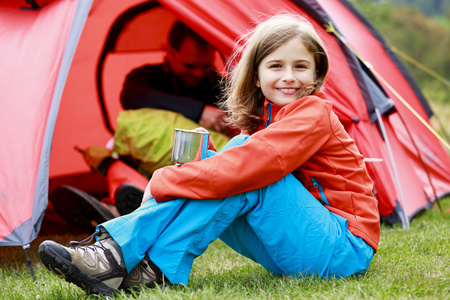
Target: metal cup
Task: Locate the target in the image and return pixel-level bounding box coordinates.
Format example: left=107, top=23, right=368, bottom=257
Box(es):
left=171, top=129, right=211, bottom=164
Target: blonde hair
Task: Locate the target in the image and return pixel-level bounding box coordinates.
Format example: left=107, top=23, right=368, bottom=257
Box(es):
left=220, top=14, right=329, bottom=132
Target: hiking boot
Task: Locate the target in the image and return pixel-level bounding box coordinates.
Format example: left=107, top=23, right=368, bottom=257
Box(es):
left=114, top=183, right=144, bottom=215
left=120, top=254, right=167, bottom=292
left=50, top=185, right=119, bottom=230
left=38, top=227, right=127, bottom=296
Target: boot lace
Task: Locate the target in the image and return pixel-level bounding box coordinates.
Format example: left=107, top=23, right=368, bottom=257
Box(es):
left=69, top=229, right=109, bottom=252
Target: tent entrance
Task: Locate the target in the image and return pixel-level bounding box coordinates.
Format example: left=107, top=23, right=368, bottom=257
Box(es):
left=97, top=1, right=173, bottom=133
left=96, top=1, right=226, bottom=133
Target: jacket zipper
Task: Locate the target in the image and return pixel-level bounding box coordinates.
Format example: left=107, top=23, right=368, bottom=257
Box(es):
left=265, top=102, right=272, bottom=128
left=311, top=178, right=330, bottom=206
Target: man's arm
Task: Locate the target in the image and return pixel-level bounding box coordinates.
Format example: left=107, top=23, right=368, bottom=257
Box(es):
left=120, top=65, right=206, bottom=122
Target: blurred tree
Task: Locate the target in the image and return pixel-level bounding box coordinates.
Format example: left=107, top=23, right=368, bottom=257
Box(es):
left=350, top=0, right=449, bottom=103
left=392, top=0, right=450, bottom=16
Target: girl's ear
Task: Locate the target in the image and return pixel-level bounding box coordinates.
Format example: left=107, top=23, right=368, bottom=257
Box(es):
left=255, top=72, right=260, bottom=87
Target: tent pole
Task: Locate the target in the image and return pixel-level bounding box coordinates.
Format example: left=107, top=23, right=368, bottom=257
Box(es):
left=23, top=244, right=37, bottom=283
left=375, top=108, right=410, bottom=229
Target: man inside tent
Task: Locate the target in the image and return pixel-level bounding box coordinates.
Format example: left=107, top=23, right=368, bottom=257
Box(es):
left=120, top=20, right=228, bottom=134
left=50, top=21, right=232, bottom=230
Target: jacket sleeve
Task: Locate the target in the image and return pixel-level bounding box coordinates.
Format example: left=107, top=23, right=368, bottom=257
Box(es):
left=150, top=96, right=333, bottom=202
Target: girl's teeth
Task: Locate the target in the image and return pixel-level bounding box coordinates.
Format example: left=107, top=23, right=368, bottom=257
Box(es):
left=279, top=88, right=297, bottom=93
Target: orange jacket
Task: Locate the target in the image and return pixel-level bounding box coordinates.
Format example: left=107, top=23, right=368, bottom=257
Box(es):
left=150, top=91, right=380, bottom=251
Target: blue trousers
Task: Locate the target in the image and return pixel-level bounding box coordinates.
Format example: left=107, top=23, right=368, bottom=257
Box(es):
left=101, top=135, right=374, bottom=284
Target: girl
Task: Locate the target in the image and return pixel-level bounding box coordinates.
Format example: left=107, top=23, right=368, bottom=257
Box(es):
left=39, top=14, right=380, bottom=296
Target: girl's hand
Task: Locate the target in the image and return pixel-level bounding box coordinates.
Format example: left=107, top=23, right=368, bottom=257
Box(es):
left=192, top=127, right=209, bottom=134
left=191, top=127, right=216, bottom=162
left=193, top=127, right=217, bottom=152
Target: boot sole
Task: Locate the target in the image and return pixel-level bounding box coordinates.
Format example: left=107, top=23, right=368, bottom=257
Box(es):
left=38, top=242, right=118, bottom=297
left=50, top=185, right=115, bottom=229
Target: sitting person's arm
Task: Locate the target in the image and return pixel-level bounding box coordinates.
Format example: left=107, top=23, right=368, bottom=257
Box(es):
left=120, top=65, right=207, bottom=122
left=120, top=64, right=227, bottom=132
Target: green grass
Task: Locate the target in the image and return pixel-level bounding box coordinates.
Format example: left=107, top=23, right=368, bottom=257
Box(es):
left=1, top=198, right=449, bottom=299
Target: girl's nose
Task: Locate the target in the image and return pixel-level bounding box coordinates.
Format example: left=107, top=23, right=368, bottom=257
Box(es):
left=282, top=70, right=295, bottom=82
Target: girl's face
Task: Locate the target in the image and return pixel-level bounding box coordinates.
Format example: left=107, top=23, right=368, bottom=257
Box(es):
left=256, top=38, right=316, bottom=107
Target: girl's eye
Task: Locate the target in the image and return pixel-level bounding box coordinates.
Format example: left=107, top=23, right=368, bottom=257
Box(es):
left=296, top=64, right=307, bottom=69
left=269, top=64, right=282, bottom=69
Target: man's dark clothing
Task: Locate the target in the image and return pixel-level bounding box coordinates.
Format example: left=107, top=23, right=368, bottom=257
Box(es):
left=120, top=63, right=222, bottom=122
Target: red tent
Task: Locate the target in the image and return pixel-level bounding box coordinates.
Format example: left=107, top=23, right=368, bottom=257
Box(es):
left=1, top=0, right=449, bottom=248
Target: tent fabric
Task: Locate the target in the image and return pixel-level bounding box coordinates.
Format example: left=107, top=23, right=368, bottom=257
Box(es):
left=1, top=0, right=450, bottom=246
left=335, top=0, right=432, bottom=118
left=0, top=0, right=93, bottom=245
left=315, top=0, right=450, bottom=218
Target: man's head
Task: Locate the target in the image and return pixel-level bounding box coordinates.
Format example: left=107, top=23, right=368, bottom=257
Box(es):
left=166, top=21, right=216, bottom=88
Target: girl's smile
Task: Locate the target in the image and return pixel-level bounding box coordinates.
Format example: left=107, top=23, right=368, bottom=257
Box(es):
left=256, top=38, right=316, bottom=107
left=278, top=88, right=299, bottom=95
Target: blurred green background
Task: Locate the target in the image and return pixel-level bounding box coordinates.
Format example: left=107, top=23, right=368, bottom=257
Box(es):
left=350, top=0, right=449, bottom=141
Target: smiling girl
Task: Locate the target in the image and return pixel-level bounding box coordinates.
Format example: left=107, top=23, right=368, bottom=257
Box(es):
left=39, top=14, right=380, bottom=297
